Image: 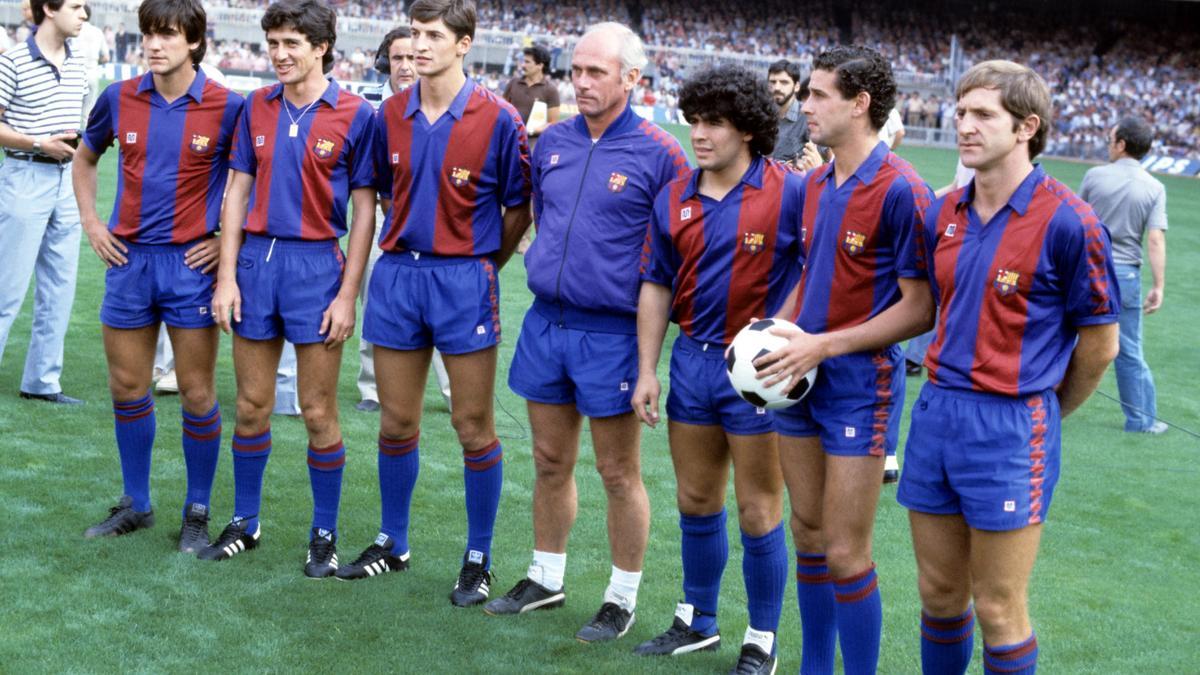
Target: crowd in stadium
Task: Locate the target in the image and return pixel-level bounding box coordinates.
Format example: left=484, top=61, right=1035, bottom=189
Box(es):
left=1, top=0, right=1196, bottom=156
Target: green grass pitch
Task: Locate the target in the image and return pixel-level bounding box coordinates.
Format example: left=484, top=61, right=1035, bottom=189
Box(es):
left=0, top=134, right=1196, bottom=673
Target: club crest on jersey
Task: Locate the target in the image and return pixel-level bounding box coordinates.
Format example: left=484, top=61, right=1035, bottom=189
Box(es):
left=944, top=222, right=958, bottom=238
left=994, top=269, right=1020, bottom=296
left=255, top=135, right=266, bottom=147
left=189, top=134, right=210, bottom=154
left=450, top=167, right=472, bottom=187
left=742, top=232, right=766, bottom=255
left=608, top=172, right=628, bottom=193
left=124, top=132, right=137, bottom=144
left=313, top=138, right=336, bottom=159
left=842, top=231, right=866, bottom=255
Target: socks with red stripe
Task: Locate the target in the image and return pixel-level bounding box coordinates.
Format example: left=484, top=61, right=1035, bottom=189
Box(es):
left=984, top=633, right=1037, bottom=674
left=922, top=607, right=975, bottom=674
left=113, top=393, right=156, bottom=512
left=180, top=404, right=221, bottom=514
left=231, top=428, right=271, bottom=532
left=462, top=439, right=503, bottom=565
left=379, top=434, right=419, bottom=555
left=680, top=510, right=728, bottom=636
left=834, top=563, right=882, bottom=675
left=741, top=523, right=787, bottom=639
left=308, top=439, right=345, bottom=533
left=796, top=552, right=837, bottom=674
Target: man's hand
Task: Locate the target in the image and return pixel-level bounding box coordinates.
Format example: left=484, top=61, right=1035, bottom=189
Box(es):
left=211, top=279, right=241, bottom=334
left=83, top=218, right=127, bottom=268
left=41, top=132, right=78, bottom=161
left=320, top=294, right=356, bottom=349
left=795, top=141, right=824, bottom=172
left=755, top=322, right=829, bottom=394
left=631, top=374, right=662, bottom=428
left=184, top=236, right=221, bottom=274
left=1144, top=287, right=1163, bottom=314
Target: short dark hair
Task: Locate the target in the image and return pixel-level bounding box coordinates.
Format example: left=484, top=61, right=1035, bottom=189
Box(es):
left=523, top=44, right=550, bottom=70
left=812, top=45, right=896, bottom=131
left=32, top=0, right=65, bottom=25
left=139, top=0, right=208, bottom=66
left=261, top=0, right=337, bottom=74
left=410, top=0, right=476, bottom=42
left=798, top=76, right=810, bottom=102
left=680, top=64, right=778, bottom=159
left=767, top=58, right=801, bottom=85
left=374, top=25, right=411, bottom=74
left=1114, top=115, right=1153, bottom=160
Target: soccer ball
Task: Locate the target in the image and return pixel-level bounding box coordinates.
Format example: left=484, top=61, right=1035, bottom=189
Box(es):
left=725, top=318, right=817, bottom=410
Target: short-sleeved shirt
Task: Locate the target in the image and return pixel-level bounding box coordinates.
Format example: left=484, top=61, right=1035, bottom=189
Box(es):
left=502, top=76, right=560, bottom=125
left=771, top=98, right=809, bottom=163
left=643, top=156, right=804, bottom=345
left=0, top=36, right=87, bottom=143
left=375, top=78, right=531, bottom=256
left=793, top=141, right=932, bottom=334
left=83, top=70, right=243, bottom=243
left=924, top=165, right=1120, bottom=396
left=1079, top=157, right=1167, bottom=266
left=230, top=79, right=376, bottom=240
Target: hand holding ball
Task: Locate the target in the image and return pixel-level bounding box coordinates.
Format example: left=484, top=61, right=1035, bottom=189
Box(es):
left=725, top=318, right=817, bottom=409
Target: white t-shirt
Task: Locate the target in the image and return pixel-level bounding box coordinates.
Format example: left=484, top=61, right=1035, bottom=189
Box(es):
left=76, top=22, right=107, bottom=79
left=878, top=108, right=905, bottom=148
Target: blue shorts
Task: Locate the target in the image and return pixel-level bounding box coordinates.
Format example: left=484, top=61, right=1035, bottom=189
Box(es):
left=101, top=240, right=216, bottom=330
left=773, top=345, right=904, bottom=457
left=667, top=334, right=773, bottom=435
left=233, top=234, right=344, bottom=344
left=362, top=252, right=500, bottom=355
left=508, top=307, right=637, bottom=418
left=897, top=382, right=1061, bottom=531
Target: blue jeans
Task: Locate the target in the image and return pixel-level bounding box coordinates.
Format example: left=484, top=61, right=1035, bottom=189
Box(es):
left=0, top=158, right=81, bottom=394
left=1113, top=264, right=1157, bottom=431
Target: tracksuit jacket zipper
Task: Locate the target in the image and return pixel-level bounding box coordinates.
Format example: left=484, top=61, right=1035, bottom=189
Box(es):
left=551, top=141, right=598, bottom=320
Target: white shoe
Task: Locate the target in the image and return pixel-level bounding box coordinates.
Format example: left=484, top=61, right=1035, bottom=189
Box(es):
left=155, top=369, right=179, bottom=394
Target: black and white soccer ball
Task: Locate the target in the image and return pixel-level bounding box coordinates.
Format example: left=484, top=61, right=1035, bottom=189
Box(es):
left=725, top=318, right=817, bottom=410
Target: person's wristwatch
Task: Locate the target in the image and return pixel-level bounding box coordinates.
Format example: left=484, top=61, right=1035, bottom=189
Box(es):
left=31, top=138, right=42, bottom=153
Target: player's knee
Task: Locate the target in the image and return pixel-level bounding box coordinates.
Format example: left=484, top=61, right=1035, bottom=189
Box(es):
left=973, top=592, right=1026, bottom=636
left=235, top=395, right=272, bottom=429
left=736, top=499, right=783, bottom=536
left=178, top=383, right=216, bottom=415
left=594, top=453, right=642, bottom=496
left=676, top=483, right=722, bottom=515
left=824, top=539, right=871, bottom=577
left=107, top=369, right=149, bottom=401
left=917, top=572, right=971, bottom=615
left=790, top=509, right=823, bottom=549
left=532, top=444, right=575, bottom=483
left=449, top=409, right=492, bottom=448
left=300, top=400, right=337, bottom=436
left=380, top=408, right=420, bottom=440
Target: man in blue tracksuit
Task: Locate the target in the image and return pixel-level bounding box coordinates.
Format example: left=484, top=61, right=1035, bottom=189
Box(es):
left=486, top=21, right=689, bottom=642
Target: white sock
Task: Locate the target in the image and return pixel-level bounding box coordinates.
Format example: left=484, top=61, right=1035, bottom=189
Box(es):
left=603, top=565, right=642, bottom=612
left=528, top=550, right=566, bottom=592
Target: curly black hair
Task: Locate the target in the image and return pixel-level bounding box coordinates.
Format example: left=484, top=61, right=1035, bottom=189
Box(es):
left=679, top=64, right=779, bottom=159
left=812, top=45, right=896, bottom=132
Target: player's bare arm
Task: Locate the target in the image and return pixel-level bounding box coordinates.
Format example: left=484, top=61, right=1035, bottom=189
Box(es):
left=319, top=186, right=376, bottom=348
left=1057, top=322, right=1119, bottom=417
left=72, top=142, right=128, bottom=268
left=212, top=169, right=253, bottom=332
left=759, top=277, right=934, bottom=390
left=494, top=201, right=532, bottom=270
left=632, top=281, right=672, bottom=427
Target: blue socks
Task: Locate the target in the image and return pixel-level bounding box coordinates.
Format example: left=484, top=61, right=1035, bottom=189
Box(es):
left=180, top=403, right=221, bottom=514
left=379, top=434, right=420, bottom=555
left=741, top=523, right=787, bottom=636
left=113, top=394, right=156, bottom=512
left=984, top=633, right=1037, bottom=674
left=834, top=564, right=883, bottom=675
left=462, top=439, right=503, bottom=566
left=797, top=552, right=837, bottom=674
left=307, top=439, right=345, bottom=533
left=231, top=428, right=271, bottom=532
left=922, top=607, right=976, bottom=674
left=680, top=510, right=728, bottom=636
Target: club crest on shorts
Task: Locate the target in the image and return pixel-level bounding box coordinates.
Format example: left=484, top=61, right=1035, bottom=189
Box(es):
left=450, top=167, right=471, bottom=187
left=608, top=172, right=628, bottom=193
left=124, top=132, right=137, bottom=144
left=313, top=138, right=336, bottom=159
left=842, top=230, right=866, bottom=255
left=994, top=269, right=1020, bottom=296
left=549, top=153, right=560, bottom=165
left=742, top=232, right=766, bottom=255
left=189, top=134, right=210, bottom=154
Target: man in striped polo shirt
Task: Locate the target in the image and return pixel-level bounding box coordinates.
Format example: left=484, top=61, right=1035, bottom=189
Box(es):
left=0, top=0, right=89, bottom=405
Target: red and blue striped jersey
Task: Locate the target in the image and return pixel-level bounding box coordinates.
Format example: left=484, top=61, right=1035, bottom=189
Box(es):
left=374, top=79, right=531, bottom=256
left=923, top=165, right=1119, bottom=396
left=82, top=70, right=242, bottom=244
left=793, top=141, right=931, bottom=333
left=230, top=80, right=376, bottom=240
left=643, top=157, right=805, bottom=345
